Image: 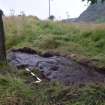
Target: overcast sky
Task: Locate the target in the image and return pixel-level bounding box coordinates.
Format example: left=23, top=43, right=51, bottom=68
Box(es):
left=0, top=0, right=89, bottom=20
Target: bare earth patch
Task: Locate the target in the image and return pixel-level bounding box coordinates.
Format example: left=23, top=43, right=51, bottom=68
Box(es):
left=7, top=48, right=105, bottom=85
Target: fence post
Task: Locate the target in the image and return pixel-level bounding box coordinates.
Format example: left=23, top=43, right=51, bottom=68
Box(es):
left=0, top=10, right=7, bottom=65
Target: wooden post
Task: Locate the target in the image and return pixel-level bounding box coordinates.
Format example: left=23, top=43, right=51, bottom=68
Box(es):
left=0, top=10, right=6, bottom=65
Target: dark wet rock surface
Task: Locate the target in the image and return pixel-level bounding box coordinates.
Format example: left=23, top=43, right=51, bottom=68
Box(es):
left=7, top=48, right=105, bottom=85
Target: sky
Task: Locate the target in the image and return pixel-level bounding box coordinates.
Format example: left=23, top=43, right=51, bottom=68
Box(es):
left=0, top=0, right=89, bottom=20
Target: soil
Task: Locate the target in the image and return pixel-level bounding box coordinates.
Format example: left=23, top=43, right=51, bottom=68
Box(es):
left=7, top=48, right=105, bottom=85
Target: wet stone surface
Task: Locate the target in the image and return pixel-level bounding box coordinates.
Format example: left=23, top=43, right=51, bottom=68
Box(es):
left=7, top=50, right=105, bottom=85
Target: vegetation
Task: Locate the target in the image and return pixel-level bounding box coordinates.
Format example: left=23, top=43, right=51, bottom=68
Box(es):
left=83, top=0, right=105, bottom=4
left=0, top=67, right=105, bottom=105
left=48, top=15, right=55, bottom=20
left=0, top=15, right=105, bottom=105
left=4, top=16, right=105, bottom=68
left=0, top=0, right=105, bottom=104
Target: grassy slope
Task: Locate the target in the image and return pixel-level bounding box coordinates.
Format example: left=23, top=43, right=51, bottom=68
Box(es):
left=0, top=67, right=105, bottom=105
left=1, top=16, right=105, bottom=105
left=4, top=16, right=105, bottom=68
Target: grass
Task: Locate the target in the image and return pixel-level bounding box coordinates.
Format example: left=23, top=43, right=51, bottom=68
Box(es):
left=1, top=16, right=105, bottom=105
left=4, top=16, right=105, bottom=68
left=0, top=75, right=35, bottom=105
left=0, top=68, right=105, bottom=105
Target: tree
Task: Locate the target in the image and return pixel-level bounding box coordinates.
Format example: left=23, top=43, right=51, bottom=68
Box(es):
left=48, top=15, right=55, bottom=20
left=82, top=0, right=105, bottom=4
left=0, top=10, right=7, bottom=65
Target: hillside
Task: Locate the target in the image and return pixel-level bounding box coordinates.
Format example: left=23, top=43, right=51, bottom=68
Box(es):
left=1, top=16, right=105, bottom=105
left=64, top=1, right=105, bottom=23
left=4, top=16, right=105, bottom=68
left=76, top=1, right=105, bottom=22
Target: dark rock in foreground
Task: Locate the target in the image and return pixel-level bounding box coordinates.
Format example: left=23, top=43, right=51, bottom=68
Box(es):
left=7, top=49, right=105, bottom=85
